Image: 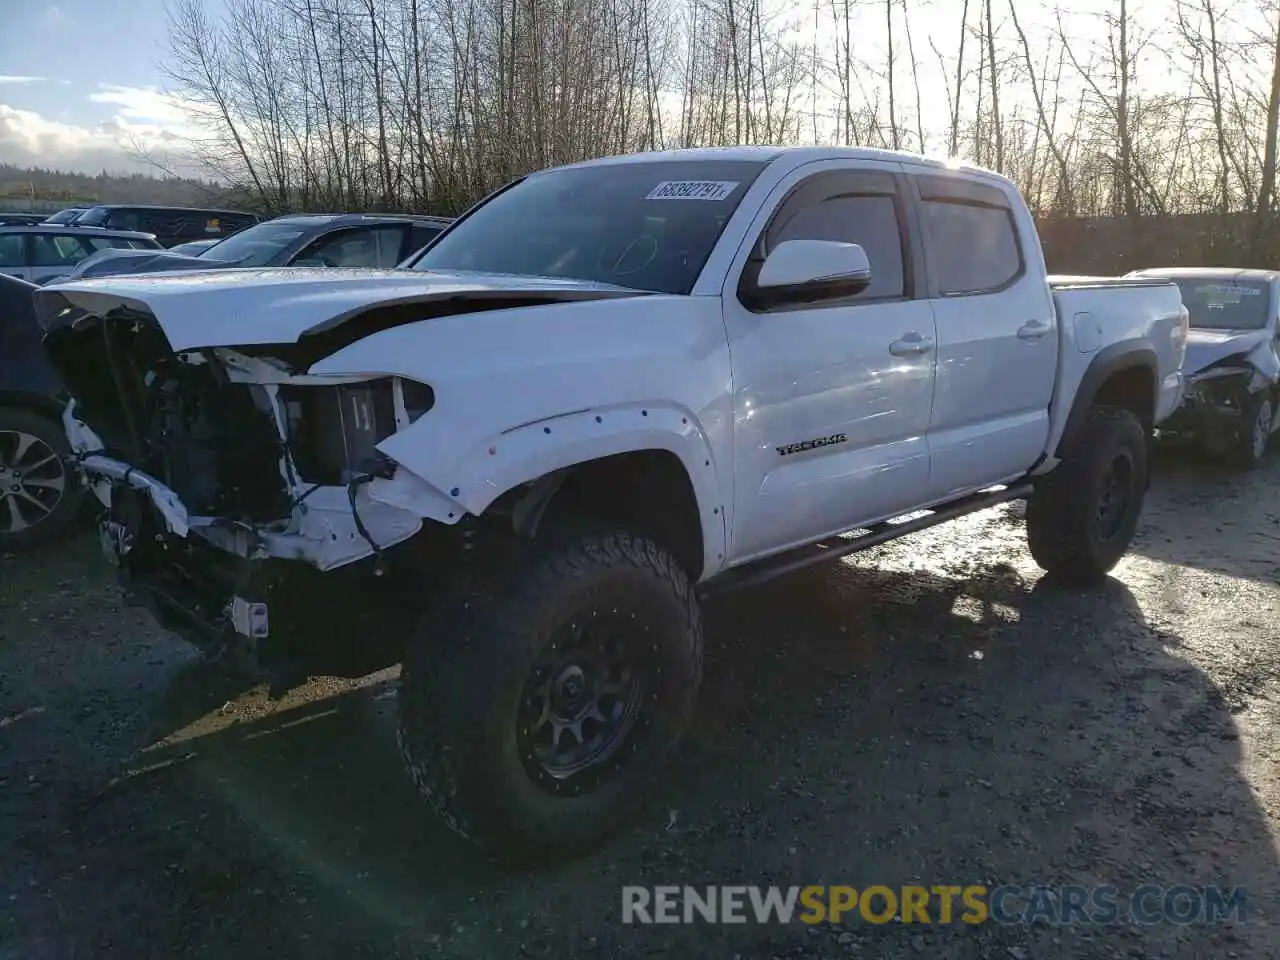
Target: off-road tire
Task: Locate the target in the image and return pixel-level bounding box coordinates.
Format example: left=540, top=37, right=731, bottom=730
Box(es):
left=0, top=406, right=85, bottom=551
left=396, top=529, right=703, bottom=858
left=1026, top=405, right=1147, bottom=585
left=1227, top=390, right=1273, bottom=470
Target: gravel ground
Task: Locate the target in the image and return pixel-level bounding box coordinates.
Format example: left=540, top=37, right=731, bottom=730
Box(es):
left=1, top=447, right=1278, bottom=960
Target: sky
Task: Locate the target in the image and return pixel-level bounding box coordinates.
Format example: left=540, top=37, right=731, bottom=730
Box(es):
left=0, top=0, right=222, bottom=175
left=0, top=0, right=1264, bottom=178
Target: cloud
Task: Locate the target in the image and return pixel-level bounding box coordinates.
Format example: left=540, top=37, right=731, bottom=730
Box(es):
left=0, top=85, right=207, bottom=175
left=0, top=76, right=47, bottom=85
left=89, top=85, right=199, bottom=129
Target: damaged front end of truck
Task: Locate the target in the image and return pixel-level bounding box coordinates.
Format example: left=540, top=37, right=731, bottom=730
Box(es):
left=33, top=270, right=644, bottom=662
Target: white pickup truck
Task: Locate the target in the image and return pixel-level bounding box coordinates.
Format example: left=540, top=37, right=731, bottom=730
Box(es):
left=35, top=146, right=1187, bottom=857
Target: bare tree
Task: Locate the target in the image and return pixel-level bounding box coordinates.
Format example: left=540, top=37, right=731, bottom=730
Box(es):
left=1255, top=3, right=1280, bottom=256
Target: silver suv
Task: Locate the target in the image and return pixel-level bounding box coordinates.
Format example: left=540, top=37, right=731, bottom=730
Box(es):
left=0, top=224, right=162, bottom=285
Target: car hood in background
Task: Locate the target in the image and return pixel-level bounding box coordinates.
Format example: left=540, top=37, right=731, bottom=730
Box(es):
left=65, top=248, right=230, bottom=281
left=35, top=267, right=648, bottom=351
left=1184, top=329, right=1270, bottom=375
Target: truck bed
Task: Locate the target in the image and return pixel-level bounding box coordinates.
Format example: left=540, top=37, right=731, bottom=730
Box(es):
left=1046, top=274, right=1187, bottom=435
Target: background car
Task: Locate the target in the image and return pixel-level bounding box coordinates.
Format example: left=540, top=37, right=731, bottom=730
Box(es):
left=64, top=212, right=453, bottom=279
left=42, top=207, right=88, bottom=225
left=0, top=272, right=83, bottom=550
left=0, top=213, right=50, bottom=226
left=166, top=238, right=223, bottom=256
left=1131, top=266, right=1280, bottom=468
left=70, top=204, right=261, bottom=247
left=0, top=225, right=163, bottom=284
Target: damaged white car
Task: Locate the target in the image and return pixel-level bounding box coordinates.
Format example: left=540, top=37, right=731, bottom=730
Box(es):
left=1130, top=267, right=1280, bottom=468
left=36, top=146, right=1186, bottom=857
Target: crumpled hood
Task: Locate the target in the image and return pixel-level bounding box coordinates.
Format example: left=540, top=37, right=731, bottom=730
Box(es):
left=1184, top=329, right=1269, bottom=375
left=34, top=267, right=646, bottom=352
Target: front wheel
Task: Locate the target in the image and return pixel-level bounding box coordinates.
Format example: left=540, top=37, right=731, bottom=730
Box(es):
left=1227, top=391, right=1273, bottom=470
left=396, top=529, right=703, bottom=857
left=0, top=406, right=85, bottom=551
left=1026, top=406, right=1148, bottom=585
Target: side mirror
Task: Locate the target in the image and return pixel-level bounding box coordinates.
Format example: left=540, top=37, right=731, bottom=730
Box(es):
left=750, top=239, right=872, bottom=308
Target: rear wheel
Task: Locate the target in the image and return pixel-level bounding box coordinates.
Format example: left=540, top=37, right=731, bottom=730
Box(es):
left=1026, top=406, right=1148, bottom=585
left=0, top=406, right=84, bottom=551
left=396, top=528, right=702, bottom=857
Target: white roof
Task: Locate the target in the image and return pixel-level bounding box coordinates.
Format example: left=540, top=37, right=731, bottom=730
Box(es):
left=555, top=145, right=1012, bottom=186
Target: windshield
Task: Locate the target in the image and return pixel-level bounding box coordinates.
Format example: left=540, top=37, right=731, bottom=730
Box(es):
left=74, top=207, right=108, bottom=226
left=1173, top=279, right=1271, bottom=331
left=410, top=159, right=769, bottom=294
left=196, top=221, right=307, bottom=266
left=44, top=209, right=84, bottom=224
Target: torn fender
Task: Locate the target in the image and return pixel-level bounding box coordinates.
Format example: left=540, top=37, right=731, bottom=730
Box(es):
left=379, top=403, right=728, bottom=575
left=305, top=294, right=736, bottom=577
left=1246, top=337, right=1280, bottom=383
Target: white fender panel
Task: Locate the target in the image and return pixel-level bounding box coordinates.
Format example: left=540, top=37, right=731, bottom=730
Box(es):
left=306, top=295, right=736, bottom=577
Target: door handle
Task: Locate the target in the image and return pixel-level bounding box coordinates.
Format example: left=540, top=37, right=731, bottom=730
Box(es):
left=1018, top=319, right=1051, bottom=340
left=888, top=331, right=935, bottom=356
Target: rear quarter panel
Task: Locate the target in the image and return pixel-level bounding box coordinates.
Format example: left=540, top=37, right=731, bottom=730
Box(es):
left=1042, top=278, right=1186, bottom=465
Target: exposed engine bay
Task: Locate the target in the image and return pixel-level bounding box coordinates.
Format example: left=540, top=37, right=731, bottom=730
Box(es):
left=39, top=307, right=469, bottom=655
left=44, top=308, right=447, bottom=574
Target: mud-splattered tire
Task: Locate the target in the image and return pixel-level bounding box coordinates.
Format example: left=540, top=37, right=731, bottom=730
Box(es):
left=1026, top=406, right=1148, bottom=585
left=396, top=529, right=702, bottom=858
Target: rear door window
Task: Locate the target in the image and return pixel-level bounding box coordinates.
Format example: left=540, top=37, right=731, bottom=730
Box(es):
left=915, top=176, right=1024, bottom=296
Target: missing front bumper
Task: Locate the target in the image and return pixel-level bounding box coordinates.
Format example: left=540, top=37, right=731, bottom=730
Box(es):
left=98, top=487, right=277, bottom=652
left=77, top=451, right=426, bottom=571
left=88, top=455, right=436, bottom=661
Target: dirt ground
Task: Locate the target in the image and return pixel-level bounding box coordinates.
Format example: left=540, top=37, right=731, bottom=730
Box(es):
left=2, top=447, right=1279, bottom=960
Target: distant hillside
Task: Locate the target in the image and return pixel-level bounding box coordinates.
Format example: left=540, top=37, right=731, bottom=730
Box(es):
left=0, top=163, right=255, bottom=212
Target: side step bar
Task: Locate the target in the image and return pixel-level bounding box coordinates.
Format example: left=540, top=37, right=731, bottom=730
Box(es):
left=698, top=482, right=1033, bottom=599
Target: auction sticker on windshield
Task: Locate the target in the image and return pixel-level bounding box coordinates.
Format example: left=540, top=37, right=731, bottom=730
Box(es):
left=646, top=181, right=740, bottom=201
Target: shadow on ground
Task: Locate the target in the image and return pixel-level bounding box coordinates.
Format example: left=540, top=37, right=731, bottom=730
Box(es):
left=4, top=530, right=1274, bottom=960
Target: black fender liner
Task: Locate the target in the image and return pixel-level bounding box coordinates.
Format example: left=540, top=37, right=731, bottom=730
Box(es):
left=511, top=468, right=570, bottom=537
left=1055, top=340, right=1158, bottom=458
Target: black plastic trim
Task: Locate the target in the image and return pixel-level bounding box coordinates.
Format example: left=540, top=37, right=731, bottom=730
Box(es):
left=698, top=483, right=1032, bottom=598
left=1056, top=342, right=1158, bottom=457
